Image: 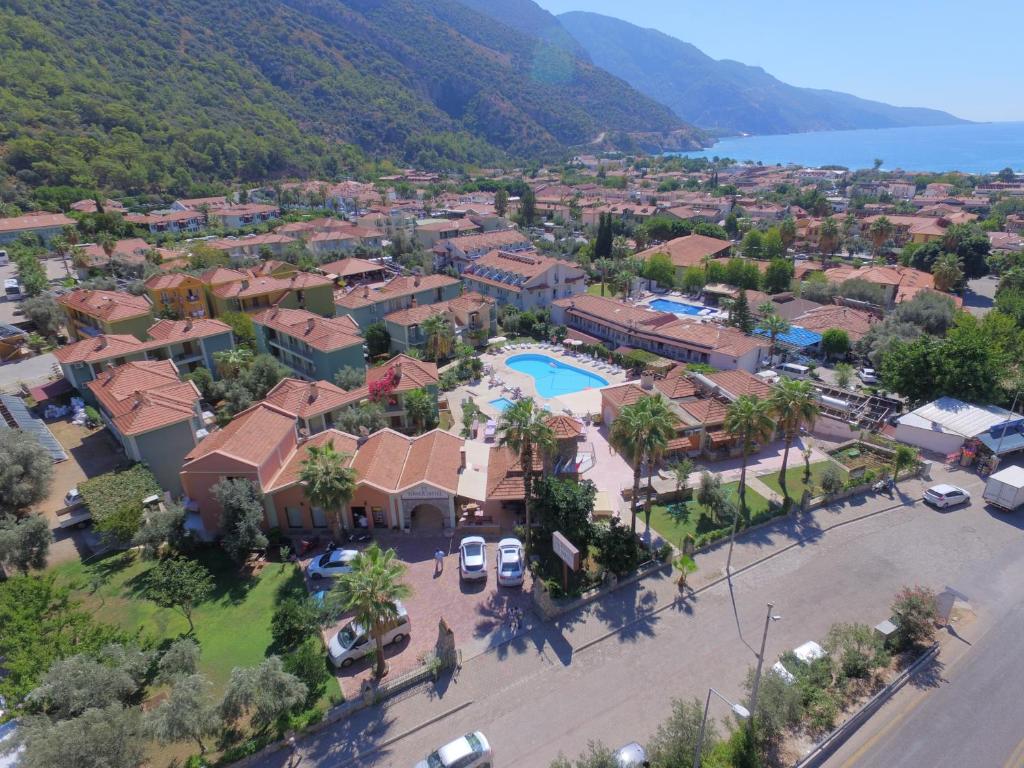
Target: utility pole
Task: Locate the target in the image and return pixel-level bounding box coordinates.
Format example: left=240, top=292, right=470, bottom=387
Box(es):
left=748, top=601, right=782, bottom=723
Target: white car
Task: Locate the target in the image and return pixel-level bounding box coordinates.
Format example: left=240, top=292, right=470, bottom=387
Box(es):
left=306, top=549, right=358, bottom=580
left=857, top=367, right=878, bottom=384
left=614, top=742, right=648, bottom=767
left=496, top=538, right=524, bottom=587
left=459, top=536, right=487, bottom=581
left=327, top=601, right=410, bottom=668
left=923, top=484, right=971, bottom=508
left=64, top=488, right=83, bottom=508
left=415, top=731, right=492, bottom=768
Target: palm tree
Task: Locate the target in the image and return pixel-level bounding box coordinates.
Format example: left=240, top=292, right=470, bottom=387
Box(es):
left=403, top=388, right=436, bottom=435
left=610, top=395, right=676, bottom=536
left=421, top=313, right=454, bottom=362
left=299, top=439, right=357, bottom=534
left=890, top=445, right=918, bottom=488
left=672, top=457, right=695, bottom=498
left=638, top=397, right=677, bottom=542
left=868, top=217, right=893, bottom=256
left=758, top=313, right=791, bottom=363
left=818, top=217, right=840, bottom=257
left=932, top=253, right=964, bottom=292
left=768, top=379, right=820, bottom=501
left=328, top=544, right=411, bottom=679
left=50, top=236, right=71, bottom=279
left=723, top=395, right=775, bottom=516
left=498, top=399, right=555, bottom=558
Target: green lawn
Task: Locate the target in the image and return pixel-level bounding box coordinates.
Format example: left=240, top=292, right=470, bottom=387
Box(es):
left=757, top=461, right=848, bottom=501
left=50, top=548, right=317, bottom=692
left=647, top=481, right=770, bottom=548
left=587, top=282, right=617, bottom=297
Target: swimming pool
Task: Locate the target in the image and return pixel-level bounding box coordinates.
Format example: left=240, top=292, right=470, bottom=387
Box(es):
left=649, top=298, right=706, bottom=316
left=506, top=354, right=609, bottom=398
left=489, top=397, right=515, bottom=412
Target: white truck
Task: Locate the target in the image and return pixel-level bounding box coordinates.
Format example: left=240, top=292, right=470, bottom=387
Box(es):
left=983, top=466, right=1024, bottom=512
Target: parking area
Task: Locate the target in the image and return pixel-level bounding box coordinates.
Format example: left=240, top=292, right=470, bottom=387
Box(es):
left=304, top=532, right=535, bottom=698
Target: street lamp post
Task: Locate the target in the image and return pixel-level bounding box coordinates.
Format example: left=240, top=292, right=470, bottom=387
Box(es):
left=748, top=602, right=783, bottom=724
left=694, top=687, right=750, bottom=768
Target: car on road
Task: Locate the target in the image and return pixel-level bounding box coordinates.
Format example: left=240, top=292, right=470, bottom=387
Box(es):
left=415, top=731, right=492, bottom=768
left=64, top=488, right=84, bottom=507
left=857, top=367, right=878, bottom=384
left=459, top=536, right=487, bottom=581
left=306, top=548, right=358, bottom=580
left=327, top=600, right=410, bottom=668
left=496, top=537, right=524, bottom=587
left=614, top=742, right=649, bottom=766
left=923, top=484, right=971, bottom=508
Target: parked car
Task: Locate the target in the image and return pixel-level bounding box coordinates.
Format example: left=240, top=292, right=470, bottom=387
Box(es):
left=306, top=549, right=358, bottom=580
left=64, top=488, right=83, bottom=508
left=614, top=742, right=649, bottom=767
left=415, top=731, right=492, bottom=768
left=923, top=484, right=971, bottom=509
left=857, top=367, right=878, bottom=384
left=496, top=538, right=524, bottom=587
left=459, top=536, right=487, bottom=581
left=327, top=600, right=409, bottom=668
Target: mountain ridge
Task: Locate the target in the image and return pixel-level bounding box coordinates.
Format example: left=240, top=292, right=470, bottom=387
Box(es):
left=557, top=10, right=967, bottom=137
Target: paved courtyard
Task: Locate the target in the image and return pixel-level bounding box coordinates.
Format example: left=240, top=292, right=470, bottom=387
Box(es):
left=307, top=533, right=535, bottom=698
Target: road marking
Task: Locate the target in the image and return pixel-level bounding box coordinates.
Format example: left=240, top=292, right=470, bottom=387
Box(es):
left=342, top=699, right=474, bottom=766
left=837, top=688, right=929, bottom=768
left=1002, top=735, right=1024, bottom=768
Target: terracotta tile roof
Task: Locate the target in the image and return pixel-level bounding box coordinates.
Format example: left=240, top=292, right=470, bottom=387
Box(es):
left=53, top=334, right=149, bottom=364
left=146, top=318, right=232, bottom=343
left=207, top=204, right=280, bottom=219
left=87, top=360, right=199, bottom=436
left=545, top=414, right=584, bottom=439
left=334, top=274, right=461, bottom=309
left=439, top=229, right=530, bottom=253
left=145, top=272, right=203, bottom=290
left=417, top=218, right=481, bottom=233
left=251, top=307, right=363, bottom=352
left=206, top=234, right=292, bottom=251
left=635, top=234, right=732, bottom=268
left=705, top=370, right=773, bottom=400
left=0, top=211, right=75, bottom=233
left=319, top=257, right=385, bottom=278
left=125, top=210, right=204, bottom=226
left=262, top=378, right=367, bottom=419
left=463, top=249, right=585, bottom=289
left=792, top=305, right=876, bottom=342
left=266, top=429, right=360, bottom=493
left=485, top=445, right=544, bottom=500
left=79, top=238, right=152, bottom=267
left=656, top=319, right=769, bottom=357
left=58, top=289, right=152, bottom=322
left=349, top=429, right=463, bottom=494
left=211, top=271, right=331, bottom=299
left=183, top=402, right=296, bottom=467
left=601, top=382, right=651, bottom=409
left=175, top=196, right=229, bottom=209
left=824, top=265, right=936, bottom=304
left=382, top=292, right=492, bottom=326
left=666, top=434, right=702, bottom=452
left=200, top=266, right=247, bottom=286
left=655, top=375, right=698, bottom=401
left=679, top=398, right=729, bottom=426
left=366, top=355, right=438, bottom=392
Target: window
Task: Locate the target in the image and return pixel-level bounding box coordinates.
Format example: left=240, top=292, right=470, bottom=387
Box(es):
left=372, top=507, right=385, bottom=526
left=286, top=507, right=303, bottom=528
left=311, top=506, right=327, bottom=528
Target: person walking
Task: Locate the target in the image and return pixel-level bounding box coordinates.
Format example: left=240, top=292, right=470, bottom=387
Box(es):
left=434, top=548, right=445, bottom=576
left=286, top=734, right=300, bottom=767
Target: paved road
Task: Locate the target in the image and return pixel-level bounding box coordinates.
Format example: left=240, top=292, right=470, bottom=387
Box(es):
left=825, top=515, right=1024, bottom=768
left=964, top=275, right=998, bottom=317
left=250, top=465, right=1024, bottom=768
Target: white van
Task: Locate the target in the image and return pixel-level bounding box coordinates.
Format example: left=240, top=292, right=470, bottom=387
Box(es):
left=0, top=249, right=8, bottom=266
left=327, top=601, right=410, bottom=668
left=777, top=362, right=810, bottom=379
left=4, top=278, right=21, bottom=301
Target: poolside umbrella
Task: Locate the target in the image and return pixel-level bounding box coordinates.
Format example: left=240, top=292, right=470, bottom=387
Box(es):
left=488, top=336, right=507, bottom=344
left=565, top=339, right=583, bottom=346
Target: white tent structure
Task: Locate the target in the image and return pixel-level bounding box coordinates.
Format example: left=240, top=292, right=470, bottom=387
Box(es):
left=894, top=397, right=1018, bottom=455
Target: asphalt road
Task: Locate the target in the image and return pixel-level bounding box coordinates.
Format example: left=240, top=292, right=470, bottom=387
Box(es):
left=825, top=518, right=1024, bottom=768
left=252, top=467, right=1024, bottom=768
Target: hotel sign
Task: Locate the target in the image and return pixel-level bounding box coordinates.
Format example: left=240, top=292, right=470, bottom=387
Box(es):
left=400, top=483, right=449, bottom=501
left=552, top=531, right=580, bottom=571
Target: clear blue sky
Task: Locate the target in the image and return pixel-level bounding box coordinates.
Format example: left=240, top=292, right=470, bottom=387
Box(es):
left=536, top=0, right=1023, bottom=122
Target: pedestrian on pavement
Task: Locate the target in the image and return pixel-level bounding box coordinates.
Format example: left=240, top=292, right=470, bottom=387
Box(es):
left=434, top=548, right=445, bottom=576
left=286, top=734, right=299, bottom=767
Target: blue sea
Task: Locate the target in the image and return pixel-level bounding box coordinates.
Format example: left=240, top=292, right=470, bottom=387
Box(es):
left=672, top=121, right=1024, bottom=173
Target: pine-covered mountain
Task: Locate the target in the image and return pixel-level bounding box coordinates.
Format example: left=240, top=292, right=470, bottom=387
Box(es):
left=558, top=11, right=966, bottom=137
left=0, top=0, right=700, bottom=196
left=453, top=0, right=589, bottom=59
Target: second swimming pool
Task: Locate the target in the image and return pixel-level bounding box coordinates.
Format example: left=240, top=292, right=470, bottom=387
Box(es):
left=649, top=298, right=707, bottom=316
left=506, top=354, right=609, bottom=398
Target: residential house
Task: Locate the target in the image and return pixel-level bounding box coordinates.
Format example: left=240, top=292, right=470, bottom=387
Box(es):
left=823, top=265, right=944, bottom=308
left=414, top=218, right=482, bottom=249
left=432, top=229, right=532, bottom=273
left=365, top=354, right=439, bottom=431
left=145, top=273, right=210, bottom=319
left=55, top=318, right=235, bottom=392
left=58, top=289, right=153, bottom=341
left=0, top=212, right=76, bottom=245
left=205, top=234, right=294, bottom=261
left=790, top=305, right=876, bottom=343
left=261, top=378, right=367, bottom=436
left=206, top=269, right=334, bottom=317
left=207, top=204, right=280, bottom=229
left=318, top=257, right=389, bottom=285
left=551, top=294, right=769, bottom=372
left=635, top=234, right=733, bottom=280
left=333, top=274, right=462, bottom=331
left=87, top=360, right=203, bottom=494
left=461, top=250, right=586, bottom=311
left=75, top=238, right=153, bottom=276
left=70, top=199, right=127, bottom=214
left=171, top=196, right=230, bottom=211
left=384, top=292, right=496, bottom=353
left=125, top=210, right=205, bottom=235
left=253, top=307, right=364, bottom=380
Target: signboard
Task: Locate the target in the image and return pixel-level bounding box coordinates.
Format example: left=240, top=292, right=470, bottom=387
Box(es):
left=552, top=531, right=580, bottom=572
left=400, top=483, right=449, bottom=501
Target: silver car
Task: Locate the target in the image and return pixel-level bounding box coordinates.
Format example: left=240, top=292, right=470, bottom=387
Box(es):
left=615, top=742, right=649, bottom=767
left=459, top=536, right=487, bottom=581
left=306, top=549, right=358, bottom=580
left=923, top=484, right=970, bottom=508
left=496, top=538, right=524, bottom=587
left=415, top=731, right=492, bottom=768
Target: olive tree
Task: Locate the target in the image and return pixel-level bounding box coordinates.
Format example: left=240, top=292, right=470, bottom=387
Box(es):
left=0, top=430, right=54, bottom=516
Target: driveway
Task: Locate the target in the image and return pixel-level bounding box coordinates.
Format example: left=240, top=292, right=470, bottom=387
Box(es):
left=307, top=533, right=534, bottom=698
left=963, top=274, right=998, bottom=317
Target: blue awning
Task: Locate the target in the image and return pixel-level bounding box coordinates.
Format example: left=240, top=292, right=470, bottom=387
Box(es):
left=754, top=325, right=823, bottom=349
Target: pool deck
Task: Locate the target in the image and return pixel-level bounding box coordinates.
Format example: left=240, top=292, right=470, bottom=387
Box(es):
left=446, top=344, right=632, bottom=428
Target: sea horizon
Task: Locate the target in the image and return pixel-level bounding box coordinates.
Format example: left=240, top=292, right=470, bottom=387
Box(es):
left=671, top=121, right=1024, bottom=174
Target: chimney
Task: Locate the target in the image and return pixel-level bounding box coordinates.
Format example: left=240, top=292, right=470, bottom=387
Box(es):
left=241, top=279, right=249, bottom=290
left=459, top=446, right=467, bottom=471
left=134, top=391, right=145, bottom=408
left=409, top=295, right=417, bottom=308
left=307, top=381, right=318, bottom=403
left=97, top=336, right=108, bottom=351
left=640, top=371, right=654, bottom=390
left=297, top=427, right=309, bottom=444
left=363, top=285, right=370, bottom=298
left=414, top=274, right=421, bottom=287
left=306, top=317, right=315, bottom=334
left=184, top=317, right=193, bottom=332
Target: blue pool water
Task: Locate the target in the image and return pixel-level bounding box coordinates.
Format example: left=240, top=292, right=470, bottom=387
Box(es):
left=490, top=397, right=515, bottom=412
left=506, top=354, right=609, bottom=398
left=649, top=298, right=706, bottom=316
